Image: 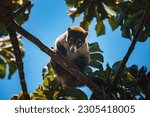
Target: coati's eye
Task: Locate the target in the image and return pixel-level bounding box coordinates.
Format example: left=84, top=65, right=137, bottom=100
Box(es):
left=76, top=39, right=83, bottom=48
left=68, top=37, right=73, bottom=45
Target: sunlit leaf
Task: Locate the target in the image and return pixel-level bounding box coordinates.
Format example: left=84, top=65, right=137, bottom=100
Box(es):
left=0, top=35, right=24, bottom=79
left=126, top=72, right=136, bottom=81
left=0, top=57, right=6, bottom=78
left=36, top=88, right=44, bottom=96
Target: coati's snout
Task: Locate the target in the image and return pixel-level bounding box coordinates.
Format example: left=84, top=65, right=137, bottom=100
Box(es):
left=69, top=45, right=77, bottom=53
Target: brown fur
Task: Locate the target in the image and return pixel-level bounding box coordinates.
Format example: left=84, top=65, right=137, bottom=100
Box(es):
left=51, top=26, right=89, bottom=88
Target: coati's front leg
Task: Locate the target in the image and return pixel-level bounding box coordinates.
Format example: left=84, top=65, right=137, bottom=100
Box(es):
left=72, top=55, right=89, bottom=72
left=56, top=42, right=67, bottom=57
left=51, top=54, right=89, bottom=88
left=71, top=55, right=89, bottom=86
left=51, top=43, right=67, bottom=75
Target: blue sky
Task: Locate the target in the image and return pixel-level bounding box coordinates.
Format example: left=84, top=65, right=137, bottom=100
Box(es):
left=0, top=0, right=150, bottom=99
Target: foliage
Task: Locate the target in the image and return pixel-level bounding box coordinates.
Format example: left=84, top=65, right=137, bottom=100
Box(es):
left=30, top=42, right=103, bottom=100
left=7, top=0, right=150, bottom=100
left=65, top=0, right=150, bottom=41
left=95, top=63, right=150, bottom=100
left=0, top=0, right=32, bottom=79
left=116, top=0, right=150, bottom=41
left=65, top=0, right=121, bottom=36
left=11, top=42, right=150, bottom=100
left=0, top=0, right=32, bottom=37
left=85, top=42, right=103, bottom=75
left=0, top=35, right=24, bottom=79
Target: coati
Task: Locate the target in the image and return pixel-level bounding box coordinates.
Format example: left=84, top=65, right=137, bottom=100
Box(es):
left=51, top=26, right=90, bottom=88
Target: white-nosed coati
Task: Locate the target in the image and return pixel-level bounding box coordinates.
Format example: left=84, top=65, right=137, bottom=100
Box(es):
left=51, top=26, right=90, bottom=88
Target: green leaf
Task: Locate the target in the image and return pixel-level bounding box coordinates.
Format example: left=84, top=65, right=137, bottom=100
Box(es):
left=89, top=42, right=103, bottom=53
left=43, top=76, right=51, bottom=89
left=121, top=26, right=132, bottom=39
left=138, top=30, right=149, bottom=42
left=57, top=88, right=88, bottom=100
left=102, top=0, right=120, bottom=13
left=15, top=2, right=33, bottom=25
left=36, top=88, right=44, bottom=96
left=88, top=61, right=103, bottom=70
left=128, top=65, right=138, bottom=77
left=97, top=0, right=108, bottom=19
left=84, top=66, right=93, bottom=74
left=8, top=61, right=17, bottom=79
left=0, top=57, right=6, bottom=78
left=65, top=0, right=82, bottom=7
left=126, top=72, right=136, bottom=81
left=31, top=93, right=46, bottom=100
left=80, top=19, right=90, bottom=31
left=0, top=35, right=24, bottom=79
left=108, top=16, right=119, bottom=30
left=85, top=1, right=96, bottom=22
left=90, top=53, right=104, bottom=63
left=45, top=79, right=61, bottom=100
left=69, top=0, right=90, bottom=21
left=47, top=62, right=55, bottom=77
left=95, top=15, right=105, bottom=36
left=112, top=61, right=122, bottom=72
left=139, top=67, right=147, bottom=76
left=93, top=70, right=106, bottom=79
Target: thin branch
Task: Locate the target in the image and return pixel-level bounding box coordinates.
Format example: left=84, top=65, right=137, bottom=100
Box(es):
left=113, top=3, right=150, bottom=85
left=14, top=1, right=32, bottom=16
left=7, top=28, right=30, bottom=100
left=2, top=0, right=30, bottom=99
left=12, top=21, right=108, bottom=99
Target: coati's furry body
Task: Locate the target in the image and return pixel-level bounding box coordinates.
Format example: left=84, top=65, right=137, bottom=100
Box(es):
left=51, top=26, right=90, bottom=88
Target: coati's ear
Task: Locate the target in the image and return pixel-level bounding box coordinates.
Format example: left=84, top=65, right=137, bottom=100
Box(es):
left=67, top=27, right=72, bottom=32
left=84, top=31, right=88, bottom=37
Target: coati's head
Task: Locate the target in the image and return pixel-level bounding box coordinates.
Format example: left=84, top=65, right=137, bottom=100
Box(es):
left=67, top=26, right=88, bottom=53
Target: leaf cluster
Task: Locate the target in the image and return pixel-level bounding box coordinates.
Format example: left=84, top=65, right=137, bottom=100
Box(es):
left=0, top=0, right=32, bottom=37
left=65, top=0, right=150, bottom=42
left=30, top=42, right=104, bottom=100
left=10, top=42, right=150, bottom=100
left=8, top=0, right=150, bottom=100
left=117, top=0, right=150, bottom=41
left=0, top=0, right=32, bottom=79
left=65, top=0, right=122, bottom=36
left=0, top=35, right=24, bottom=79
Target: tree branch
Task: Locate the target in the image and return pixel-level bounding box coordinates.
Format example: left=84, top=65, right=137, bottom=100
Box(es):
left=12, top=21, right=108, bottom=99
left=2, top=0, right=30, bottom=99
left=113, top=2, right=150, bottom=85
left=7, top=28, right=30, bottom=100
